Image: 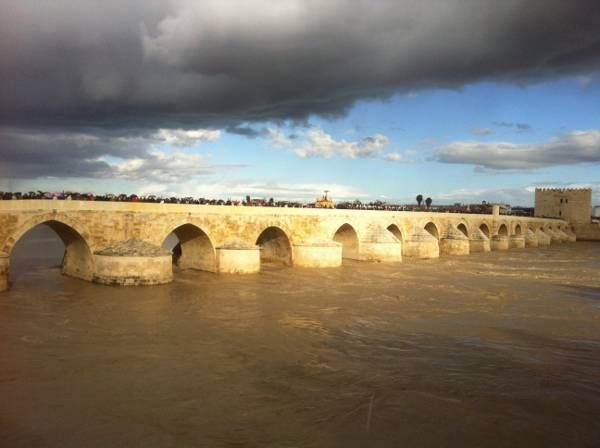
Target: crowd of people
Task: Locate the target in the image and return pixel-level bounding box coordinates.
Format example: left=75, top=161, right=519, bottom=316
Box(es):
left=0, top=190, right=531, bottom=215
left=0, top=191, right=306, bottom=207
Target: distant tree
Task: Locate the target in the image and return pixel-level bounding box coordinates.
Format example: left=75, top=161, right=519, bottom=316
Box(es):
left=268, top=197, right=274, bottom=206
left=416, top=194, right=423, bottom=207
left=425, top=197, right=432, bottom=208
left=245, top=195, right=251, bottom=205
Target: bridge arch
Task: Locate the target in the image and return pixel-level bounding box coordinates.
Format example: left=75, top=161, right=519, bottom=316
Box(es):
left=479, top=222, right=491, bottom=238
left=513, top=223, right=522, bottom=236
left=424, top=222, right=439, bottom=240
left=386, top=224, right=403, bottom=243
left=457, top=222, right=469, bottom=238
left=497, top=223, right=508, bottom=236
left=333, top=223, right=359, bottom=259
left=163, top=223, right=216, bottom=272
left=2, top=213, right=92, bottom=255
left=256, top=226, right=293, bottom=266
left=6, top=219, right=95, bottom=285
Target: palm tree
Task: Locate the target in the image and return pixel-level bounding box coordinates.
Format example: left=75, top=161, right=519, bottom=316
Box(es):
left=416, top=194, right=423, bottom=207
left=425, top=197, right=432, bottom=209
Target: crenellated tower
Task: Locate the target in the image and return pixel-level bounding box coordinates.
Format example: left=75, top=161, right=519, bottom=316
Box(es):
left=534, top=188, right=592, bottom=224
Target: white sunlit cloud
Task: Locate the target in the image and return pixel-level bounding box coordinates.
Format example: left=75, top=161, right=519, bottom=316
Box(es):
left=267, top=127, right=407, bottom=161
left=155, top=128, right=222, bottom=147
left=383, top=152, right=403, bottom=162
left=110, top=150, right=214, bottom=182
left=136, top=180, right=369, bottom=202
left=266, top=128, right=294, bottom=149
left=436, top=129, right=600, bottom=170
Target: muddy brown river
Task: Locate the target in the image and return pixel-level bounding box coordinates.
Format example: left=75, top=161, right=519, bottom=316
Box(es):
left=1, top=226, right=599, bottom=447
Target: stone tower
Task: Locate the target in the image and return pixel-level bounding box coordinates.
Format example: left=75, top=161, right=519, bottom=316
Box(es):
left=534, top=188, right=592, bottom=224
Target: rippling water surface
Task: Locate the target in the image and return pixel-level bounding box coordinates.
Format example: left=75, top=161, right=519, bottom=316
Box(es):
left=1, top=226, right=599, bottom=447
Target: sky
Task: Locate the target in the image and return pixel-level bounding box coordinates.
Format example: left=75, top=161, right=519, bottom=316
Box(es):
left=1, top=1, right=599, bottom=206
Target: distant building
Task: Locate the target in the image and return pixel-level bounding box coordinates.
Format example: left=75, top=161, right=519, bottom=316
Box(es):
left=534, top=188, right=592, bottom=224
left=314, top=191, right=334, bottom=209
left=499, top=203, right=511, bottom=215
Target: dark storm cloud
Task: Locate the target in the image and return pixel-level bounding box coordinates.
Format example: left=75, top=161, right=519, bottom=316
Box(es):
left=1, top=0, right=600, bottom=129
left=0, top=127, right=237, bottom=180
left=225, top=125, right=269, bottom=139
left=1, top=0, right=600, bottom=182
left=0, top=128, right=147, bottom=178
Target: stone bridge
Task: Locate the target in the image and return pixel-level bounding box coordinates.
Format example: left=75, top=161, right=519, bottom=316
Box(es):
left=0, top=200, right=572, bottom=291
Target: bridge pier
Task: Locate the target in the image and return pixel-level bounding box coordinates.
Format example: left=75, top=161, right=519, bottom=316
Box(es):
left=403, top=228, right=439, bottom=258
left=509, top=235, right=525, bottom=249
left=293, top=242, right=342, bottom=268
left=92, top=240, right=173, bottom=286
left=94, top=254, right=173, bottom=286
left=490, top=235, right=509, bottom=251
left=535, top=230, right=551, bottom=246
left=469, top=229, right=491, bottom=253
left=356, top=226, right=402, bottom=262
left=557, top=229, right=571, bottom=242
left=547, top=229, right=562, bottom=244
left=0, top=254, right=8, bottom=292
left=525, top=230, right=538, bottom=247
left=215, top=245, right=261, bottom=274
left=439, top=227, right=470, bottom=256
left=359, top=241, right=403, bottom=262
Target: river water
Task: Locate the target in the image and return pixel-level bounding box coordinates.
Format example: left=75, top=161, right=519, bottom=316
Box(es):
left=1, top=226, right=599, bottom=447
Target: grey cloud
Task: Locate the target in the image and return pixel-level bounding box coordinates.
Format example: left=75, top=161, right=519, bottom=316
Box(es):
left=492, top=121, right=533, bottom=131
left=436, top=130, right=600, bottom=170
left=0, top=127, right=242, bottom=181
left=1, top=1, right=599, bottom=130
left=0, top=128, right=148, bottom=178
left=225, top=125, right=269, bottom=138
left=471, top=127, right=494, bottom=136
